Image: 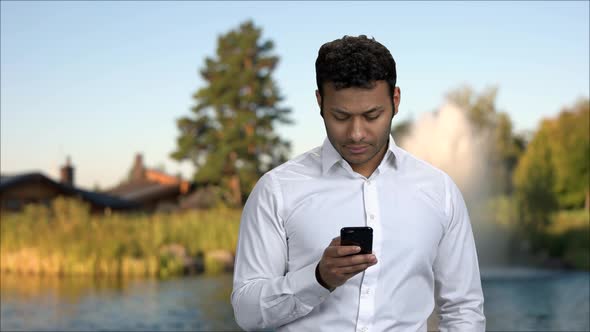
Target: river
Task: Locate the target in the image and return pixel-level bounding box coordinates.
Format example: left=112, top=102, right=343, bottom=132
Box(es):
left=1, top=268, right=588, bottom=331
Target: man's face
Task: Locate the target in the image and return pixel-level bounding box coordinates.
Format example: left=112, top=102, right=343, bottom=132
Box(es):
left=316, top=80, right=400, bottom=176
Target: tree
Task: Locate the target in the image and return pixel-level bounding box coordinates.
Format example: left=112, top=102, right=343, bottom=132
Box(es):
left=513, top=120, right=558, bottom=234
left=446, top=85, right=498, bottom=131
left=171, top=21, right=292, bottom=206
left=548, top=98, right=589, bottom=209
left=513, top=98, right=589, bottom=235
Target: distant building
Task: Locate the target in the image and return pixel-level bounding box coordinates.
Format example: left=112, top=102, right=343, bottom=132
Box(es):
left=106, top=154, right=192, bottom=212
left=0, top=157, right=138, bottom=213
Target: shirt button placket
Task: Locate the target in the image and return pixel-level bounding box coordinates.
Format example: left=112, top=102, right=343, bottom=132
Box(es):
left=358, top=177, right=378, bottom=332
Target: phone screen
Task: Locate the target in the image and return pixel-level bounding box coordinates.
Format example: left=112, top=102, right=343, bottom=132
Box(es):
left=340, top=226, right=373, bottom=255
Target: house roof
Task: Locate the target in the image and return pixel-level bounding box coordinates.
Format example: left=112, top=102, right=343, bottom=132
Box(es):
left=0, top=172, right=139, bottom=210
left=109, top=181, right=180, bottom=202
left=107, top=167, right=191, bottom=204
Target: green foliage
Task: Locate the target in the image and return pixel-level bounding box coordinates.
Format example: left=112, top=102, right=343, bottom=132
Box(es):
left=447, top=85, right=499, bottom=131
left=513, top=120, right=559, bottom=233
left=542, top=210, right=590, bottom=270
left=514, top=98, right=589, bottom=230
left=546, top=99, right=590, bottom=209
left=512, top=98, right=589, bottom=266
left=548, top=209, right=590, bottom=234
left=171, top=20, right=292, bottom=205
left=0, top=198, right=241, bottom=277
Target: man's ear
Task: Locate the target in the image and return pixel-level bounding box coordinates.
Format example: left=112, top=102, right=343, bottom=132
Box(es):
left=315, top=90, right=323, bottom=117
left=315, top=90, right=322, bottom=108
left=393, top=86, right=401, bottom=116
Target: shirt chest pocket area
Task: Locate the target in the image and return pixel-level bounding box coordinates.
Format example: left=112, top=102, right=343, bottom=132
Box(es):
left=380, top=191, right=445, bottom=264
left=284, top=194, right=367, bottom=265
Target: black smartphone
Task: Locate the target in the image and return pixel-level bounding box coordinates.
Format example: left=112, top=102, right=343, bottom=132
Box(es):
left=340, top=226, right=373, bottom=255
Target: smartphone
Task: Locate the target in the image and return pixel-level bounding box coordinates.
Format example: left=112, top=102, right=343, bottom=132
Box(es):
left=340, top=226, right=373, bottom=255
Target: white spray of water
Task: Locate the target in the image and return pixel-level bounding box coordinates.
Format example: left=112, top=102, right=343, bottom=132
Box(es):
left=397, top=102, right=508, bottom=267
left=399, top=103, right=490, bottom=195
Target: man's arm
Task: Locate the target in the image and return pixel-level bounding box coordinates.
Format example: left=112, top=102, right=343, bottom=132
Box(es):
left=433, top=175, right=486, bottom=332
left=231, top=173, right=331, bottom=331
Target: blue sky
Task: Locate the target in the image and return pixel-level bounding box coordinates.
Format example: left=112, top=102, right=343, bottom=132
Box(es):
left=1, top=1, right=588, bottom=189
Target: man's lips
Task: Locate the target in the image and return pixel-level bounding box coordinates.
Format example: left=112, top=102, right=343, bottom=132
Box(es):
left=345, top=145, right=369, bottom=154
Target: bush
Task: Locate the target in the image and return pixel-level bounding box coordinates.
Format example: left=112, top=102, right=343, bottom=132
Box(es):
left=0, top=198, right=242, bottom=277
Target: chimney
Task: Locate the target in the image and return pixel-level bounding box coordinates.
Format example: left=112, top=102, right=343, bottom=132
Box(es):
left=60, top=156, right=75, bottom=186
left=130, top=153, right=146, bottom=182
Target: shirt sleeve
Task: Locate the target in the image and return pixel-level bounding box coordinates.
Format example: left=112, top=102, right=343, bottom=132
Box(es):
left=231, top=172, right=331, bottom=331
left=433, top=175, right=486, bottom=332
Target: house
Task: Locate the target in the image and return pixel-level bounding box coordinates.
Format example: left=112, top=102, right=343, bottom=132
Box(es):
left=106, top=154, right=192, bottom=212
left=0, top=158, right=139, bottom=213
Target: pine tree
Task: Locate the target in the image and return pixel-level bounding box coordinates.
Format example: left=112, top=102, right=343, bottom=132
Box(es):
left=171, top=21, right=292, bottom=206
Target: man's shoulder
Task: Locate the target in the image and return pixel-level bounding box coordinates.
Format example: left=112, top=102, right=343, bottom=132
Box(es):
left=395, top=146, right=450, bottom=182
left=393, top=146, right=458, bottom=202
left=393, top=146, right=460, bottom=222
left=266, top=145, right=323, bottom=180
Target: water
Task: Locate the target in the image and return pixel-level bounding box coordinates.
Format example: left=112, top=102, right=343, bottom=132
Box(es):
left=1, top=269, right=589, bottom=331
left=0, top=274, right=240, bottom=331
left=481, top=268, right=590, bottom=331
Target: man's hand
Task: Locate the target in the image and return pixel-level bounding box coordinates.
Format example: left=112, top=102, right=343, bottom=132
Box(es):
left=316, top=236, right=378, bottom=290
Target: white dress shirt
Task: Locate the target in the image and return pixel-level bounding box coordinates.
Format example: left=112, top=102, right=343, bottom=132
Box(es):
left=232, top=136, right=485, bottom=332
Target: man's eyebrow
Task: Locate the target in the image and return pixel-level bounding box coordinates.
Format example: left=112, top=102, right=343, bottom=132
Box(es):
left=329, top=106, right=385, bottom=115
left=329, top=108, right=350, bottom=115
left=364, top=106, right=385, bottom=114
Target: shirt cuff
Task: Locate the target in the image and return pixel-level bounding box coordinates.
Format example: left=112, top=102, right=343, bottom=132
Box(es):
left=288, top=261, right=331, bottom=308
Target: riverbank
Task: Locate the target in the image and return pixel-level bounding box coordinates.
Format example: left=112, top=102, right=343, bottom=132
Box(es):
left=2, top=198, right=588, bottom=277
left=0, top=198, right=240, bottom=277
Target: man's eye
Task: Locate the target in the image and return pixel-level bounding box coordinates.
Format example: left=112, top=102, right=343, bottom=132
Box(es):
left=334, top=115, right=349, bottom=121
left=365, top=114, right=380, bottom=121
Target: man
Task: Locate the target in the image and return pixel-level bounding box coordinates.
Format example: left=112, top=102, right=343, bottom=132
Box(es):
left=231, top=35, right=485, bottom=332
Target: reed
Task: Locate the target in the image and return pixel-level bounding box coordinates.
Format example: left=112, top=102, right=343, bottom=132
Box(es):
left=0, top=197, right=241, bottom=277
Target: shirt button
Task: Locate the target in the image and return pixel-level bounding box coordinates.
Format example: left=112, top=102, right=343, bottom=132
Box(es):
left=358, top=327, right=368, bottom=332
left=366, top=180, right=371, bottom=185
left=370, top=214, right=375, bottom=220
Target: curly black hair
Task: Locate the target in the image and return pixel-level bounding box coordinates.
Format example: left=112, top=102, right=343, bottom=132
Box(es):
left=315, top=35, right=397, bottom=107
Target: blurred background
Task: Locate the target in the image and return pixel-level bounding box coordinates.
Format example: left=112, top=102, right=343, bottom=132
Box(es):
left=1, top=1, right=588, bottom=331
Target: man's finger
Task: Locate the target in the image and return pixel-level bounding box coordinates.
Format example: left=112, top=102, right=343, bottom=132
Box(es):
left=325, top=245, right=361, bottom=258
left=329, top=236, right=341, bottom=246
left=338, top=263, right=372, bottom=274
left=331, top=254, right=376, bottom=267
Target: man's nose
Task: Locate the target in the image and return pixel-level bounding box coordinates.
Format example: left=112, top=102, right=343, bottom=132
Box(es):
left=348, top=117, right=366, bottom=142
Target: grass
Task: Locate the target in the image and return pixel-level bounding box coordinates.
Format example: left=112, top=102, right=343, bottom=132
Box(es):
left=3, top=197, right=587, bottom=275
left=0, top=197, right=241, bottom=277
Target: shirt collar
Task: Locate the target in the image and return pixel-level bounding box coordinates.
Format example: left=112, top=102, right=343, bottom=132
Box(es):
left=321, top=135, right=398, bottom=175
